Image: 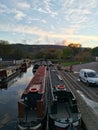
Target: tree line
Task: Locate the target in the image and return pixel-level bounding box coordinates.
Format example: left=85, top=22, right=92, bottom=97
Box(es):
left=0, top=40, right=98, bottom=62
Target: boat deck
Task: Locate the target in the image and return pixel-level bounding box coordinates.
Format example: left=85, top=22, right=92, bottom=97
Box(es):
left=24, top=108, right=41, bottom=121
left=51, top=101, right=78, bottom=120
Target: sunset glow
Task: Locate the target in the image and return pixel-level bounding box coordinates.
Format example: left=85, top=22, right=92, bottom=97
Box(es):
left=0, top=0, right=98, bottom=48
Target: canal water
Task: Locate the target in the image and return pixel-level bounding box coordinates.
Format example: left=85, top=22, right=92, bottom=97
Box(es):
left=0, top=66, right=34, bottom=130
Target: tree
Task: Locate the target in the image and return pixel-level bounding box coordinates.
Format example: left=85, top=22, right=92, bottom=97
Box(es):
left=68, top=43, right=81, bottom=48
left=0, top=40, right=13, bottom=59
left=75, top=49, right=92, bottom=62
left=91, top=47, right=98, bottom=56
left=0, top=40, right=9, bottom=45
left=35, top=48, right=62, bottom=59
left=62, top=47, right=73, bottom=59
left=68, top=43, right=81, bottom=56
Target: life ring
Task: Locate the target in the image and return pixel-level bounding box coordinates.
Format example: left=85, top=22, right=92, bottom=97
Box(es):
left=29, top=87, right=38, bottom=92
left=57, top=85, right=64, bottom=89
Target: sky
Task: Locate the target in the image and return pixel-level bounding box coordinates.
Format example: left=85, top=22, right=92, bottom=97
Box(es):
left=0, top=0, right=98, bottom=48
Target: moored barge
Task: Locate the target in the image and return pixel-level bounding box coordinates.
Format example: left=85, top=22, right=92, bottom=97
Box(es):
left=33, top=63, right=40, bottom=73
left=18, top=65, right=47, bottom=130
left=20, top=61, right=31, bottom=72
left=0, top=66, right=20, bottom=83
left=48, top=66, right=81, bottom=130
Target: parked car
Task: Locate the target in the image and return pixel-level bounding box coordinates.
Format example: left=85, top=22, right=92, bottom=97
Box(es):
left=79, top=69, right=98, bottom=86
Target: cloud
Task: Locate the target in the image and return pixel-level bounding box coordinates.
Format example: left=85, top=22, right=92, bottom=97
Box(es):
left=65, top=8, right=90, bottom=25
left=0, top=0, right=98, bottom=48
left=61, top=0, right=98, bottom=28
left=16, top=2, right=30, bottom=9
left=37, top=7, right=57, bottom=17
left=32, top=0, right=57, bottom=17
left=11, top=0, right=30, bottom=9
left=26, top=17, right=47, bottom=24
left=43, top=0, right=57, bottom=17
left=13, top=9, right=26, bottom=20
left=61, top=27, right=78, bottom=35
left=63, top=0, right=98, bottom=9
left=0, top=3, right=26, bottom=20
left=0, top=23, right=98, bottom=47
left=0, top=3, right=9, bottom=14
left=31, top=18, right=47, bottom=23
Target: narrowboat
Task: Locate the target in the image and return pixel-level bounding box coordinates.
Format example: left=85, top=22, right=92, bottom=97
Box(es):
left=18, top=65, right=47, bottom=130
left=20, top=60, right=31, bottom=72
left=0, top=66, right=20, bottom=83
left=48, top=67, right=81, bottom=130
left=32, top=60, right=53, bottom=73
left=0, top=72, right=23, bottom=89
left=33, top=63, right=40, bottom=73
left=20, top=62, right=28, bottom=72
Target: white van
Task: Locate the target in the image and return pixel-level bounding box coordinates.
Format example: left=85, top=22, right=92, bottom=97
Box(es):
left=79, top=69, right=98, bottom=86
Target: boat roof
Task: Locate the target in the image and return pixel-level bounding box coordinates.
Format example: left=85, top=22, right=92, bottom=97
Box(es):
left=22, top=65, right=46, bottom=95
left=0, top=66, right=20, bottom=71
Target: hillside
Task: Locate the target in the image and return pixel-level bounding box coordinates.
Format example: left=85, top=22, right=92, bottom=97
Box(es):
left=11, top=44, right=65, bottom=54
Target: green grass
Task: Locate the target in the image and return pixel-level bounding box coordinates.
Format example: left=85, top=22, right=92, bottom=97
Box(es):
left=61, top=61, right=81, bottom=66
left=61, top=60, right=91, bottom=66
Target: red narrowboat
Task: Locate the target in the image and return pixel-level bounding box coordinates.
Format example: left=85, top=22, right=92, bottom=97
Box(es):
left=18, top=65, right=47, bottom=130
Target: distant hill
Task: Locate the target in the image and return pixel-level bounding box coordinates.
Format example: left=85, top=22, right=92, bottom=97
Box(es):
left=0, top=42, right=66, bottom=59
left=11, top=44, right=65, bottom=55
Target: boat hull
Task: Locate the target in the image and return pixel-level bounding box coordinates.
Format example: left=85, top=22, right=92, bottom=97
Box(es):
left=18, top=113, right=47, bottom=130
left=18, top=123, right=41, bottom=130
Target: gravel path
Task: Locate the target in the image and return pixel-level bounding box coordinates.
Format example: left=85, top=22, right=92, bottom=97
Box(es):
left=73, top=62, right=98, bottom=73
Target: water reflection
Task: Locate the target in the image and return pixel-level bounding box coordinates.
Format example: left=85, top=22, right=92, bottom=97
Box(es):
left=0, top=66, right=34, bottom=130
left=0, top=73, right=23, bottom=90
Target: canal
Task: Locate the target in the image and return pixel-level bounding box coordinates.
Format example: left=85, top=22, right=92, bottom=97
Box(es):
left=0, top=65, right=34, bottom=130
